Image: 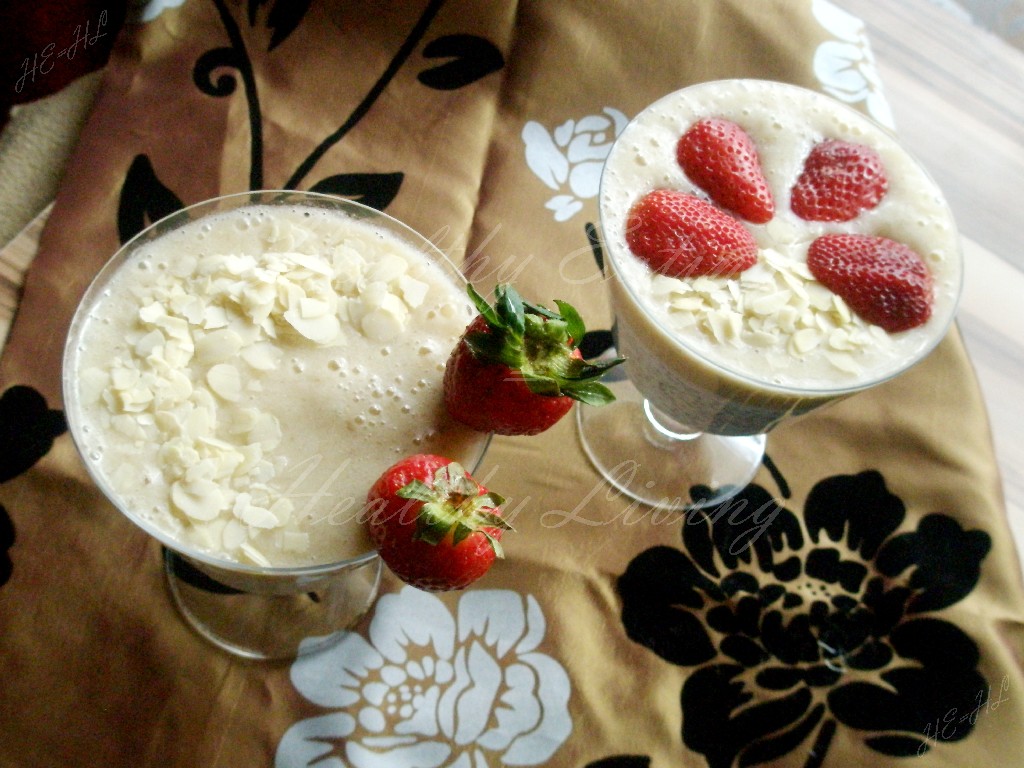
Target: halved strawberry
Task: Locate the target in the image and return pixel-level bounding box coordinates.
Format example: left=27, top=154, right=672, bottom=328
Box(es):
left=365, top=454, right=510, bottom=592
left=676, top=117, right=775, bottom=224
left=806, top=234, right=934, bottom=332
left=791, top=139, right=888, bottom=222
left=625, top=189, right=758, bottom=278
left=444, top=284, right=622, bottom=435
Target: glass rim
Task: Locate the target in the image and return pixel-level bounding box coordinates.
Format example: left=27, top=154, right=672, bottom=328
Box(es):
left=597, top=78, right=965, bottom=400
left=62, top=189, right=489, bottom=579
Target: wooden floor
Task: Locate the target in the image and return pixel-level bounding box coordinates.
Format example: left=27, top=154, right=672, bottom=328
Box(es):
left=2, top=0, right=1022, bottom=575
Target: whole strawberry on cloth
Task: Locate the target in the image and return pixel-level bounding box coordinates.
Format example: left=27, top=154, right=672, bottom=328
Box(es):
left=366, top=454, right=510, bottom=592
left=444, top=283, right=623, bottom=436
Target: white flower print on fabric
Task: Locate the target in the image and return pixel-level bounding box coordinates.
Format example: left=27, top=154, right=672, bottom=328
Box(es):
left=129, top=0, right=188, bottom=23
left=522, top=107, right=629, bottom=221
left=811, top=0, right=895, bottom=129
left=276, top=587, right=572, bottom=768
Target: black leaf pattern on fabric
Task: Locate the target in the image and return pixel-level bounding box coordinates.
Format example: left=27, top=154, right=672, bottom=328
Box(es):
left=583, top=757, right=651, bottom=768
left=117, top=154, right=184, bottom=244
left=165, top=549, right=243, bottom=595
left=874, top=513, right=991, bottom=613
left=247, top=0, right=313, bottom=51
left=617, top=470, right=991, bottom=767
left=418, top=34, right=504, bottom=90
left=309, top=173, right=404, bottom=212
left=0, top=385, right=67, bottom=484
left=578, top=330, right=614, bottom=360
left=1, top=504, right=14, bottom=587
left=193, top=46, right=244, bottom=96
left=585, top=221, right=605, bottom=275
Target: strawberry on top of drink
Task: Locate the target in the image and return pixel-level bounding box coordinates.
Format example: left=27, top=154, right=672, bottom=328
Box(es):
left=624, top=113, right=935, bottom=334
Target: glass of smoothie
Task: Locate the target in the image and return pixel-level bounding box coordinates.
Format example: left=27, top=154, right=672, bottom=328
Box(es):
left=63, top=190, right=489, bottom=660
left=578, top=79, right=962, bottom=510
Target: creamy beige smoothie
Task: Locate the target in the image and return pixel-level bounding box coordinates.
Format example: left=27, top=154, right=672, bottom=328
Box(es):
left=65, top=197, right=486, bottom=568
left=600, top=79, right=961, bottom=435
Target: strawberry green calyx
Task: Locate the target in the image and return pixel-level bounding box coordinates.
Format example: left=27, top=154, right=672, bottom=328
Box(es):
left=397, top=462, right=511, bottom=556
left=464, top=283, right=623, bottom=406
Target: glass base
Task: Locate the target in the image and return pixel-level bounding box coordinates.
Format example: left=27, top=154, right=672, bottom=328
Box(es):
left=577, top=372, right=765, bottom=510
left=164, top=550, right=382, bottom=662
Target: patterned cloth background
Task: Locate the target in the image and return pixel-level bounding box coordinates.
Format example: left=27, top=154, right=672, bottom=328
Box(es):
left=1, top=2, right=1022, bottom=767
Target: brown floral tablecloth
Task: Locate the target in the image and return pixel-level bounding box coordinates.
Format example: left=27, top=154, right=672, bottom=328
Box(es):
left=2, top=1, right=1022, bottom=766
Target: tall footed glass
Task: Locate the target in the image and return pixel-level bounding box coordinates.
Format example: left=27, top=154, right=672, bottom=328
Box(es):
left=578, top=80, right=962, bottom=511
left=63, top=191, right=489, bottom=660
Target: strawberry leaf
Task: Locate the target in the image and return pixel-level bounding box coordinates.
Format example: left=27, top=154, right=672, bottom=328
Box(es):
left=496, top=284, right=526, bottom=336
left=397, top=479, right=436, bottom=502
left=553, top=299, right=586, bottom=347
left=468, top=283, right=502, bottom=327
left=563, top=380, right=617, bottom=407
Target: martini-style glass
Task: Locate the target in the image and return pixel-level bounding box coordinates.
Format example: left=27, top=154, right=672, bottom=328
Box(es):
left=63, top=190, right=488, bottom=660
left=578, top=80, right=963, bottom=511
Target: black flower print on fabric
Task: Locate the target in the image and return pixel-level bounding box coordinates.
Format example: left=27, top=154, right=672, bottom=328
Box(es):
left=0, top=385, right=67, bottom=485
left=117, top=0, right=505, bottom=242
left=617, top=470, right=991, bottom=768
left=0, top=385, right=67, bottom=590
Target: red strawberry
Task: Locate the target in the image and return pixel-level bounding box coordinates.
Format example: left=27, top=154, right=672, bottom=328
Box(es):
left=365, top=454, right=510, bottom=592
left=791, top=139, right=888, bottom=222
left=676, top=118, right=775, bottom=224
left=444, top=284, right=623, bottom=436
left=806, top=234, right=934, bottom=332
left=625, top=189, right=758, bottom=278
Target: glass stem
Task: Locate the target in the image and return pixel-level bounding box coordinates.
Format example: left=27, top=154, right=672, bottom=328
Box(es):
left=642, top=399, right=702, bottom=446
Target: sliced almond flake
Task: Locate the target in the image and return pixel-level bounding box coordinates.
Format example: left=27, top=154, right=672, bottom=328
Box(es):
left=110, top=366, right=141, bottom=391
left=185, top=457, right=219, bottom=483
left=828, top=328, right=854, bottom=351
left=284, top=306, right=343, bottom=344
left=222, top=519, right=248, bottom=551
left=185, top=406, right=215, bottom=439
left=749, top=291, right=792, bottom=316
left=832, top=296, right=852, bottom=324
left=154, top=410, right=182, bottom=434
left=239, top=542, right=272, bottom=567
left=235, top=443, right=263, bottom=476
left=366, top=252, right=409, bottom=284
left=360, top=280, right=390, bottom=308
left=825, top=351, right=863, bottom=375
left=203, top=305, right=230, bottom=329
left=691, top=277, right=721, bottom=295
left=134, top=330, right=166, bottom=358
left=745, top=329, right=779, bottom=348
left=650, top=274, right=684, bottom=296
left=163, top=339, right=195, bottom=368
left=269, top=497, right=294, bottom=525
left=286, top=251, right=335, bottom=277
left=398, top=275, right=429, bottom=308
left=207, top=363, right=243, bottom=402
left=111, top=413, right=147, bottom=440
left=239, top=502, right=280, bottom=529
left=171, top=478, right=225, bottom=521
left=195, top=329, right=244, bottom=364
left=669, top=296, right=705, bottom=312
left=361, top=294, right=408, bottom=342
left=240, top=342, right=282, bottom=371
left=139, top=302, right=168, bottom=324
left=789, top=328, right=823, bottom=355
